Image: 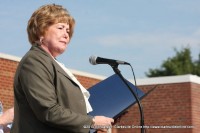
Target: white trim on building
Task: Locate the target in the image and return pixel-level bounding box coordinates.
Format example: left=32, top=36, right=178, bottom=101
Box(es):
left=135, top=74, right=200, bottom=85
left=1, top=53, right=200, bottom=85
left=69, top=68, right=106, bottom=80
left=0, top=53, right=21, bottom=62
left=0, top=52, right=106, bottom=80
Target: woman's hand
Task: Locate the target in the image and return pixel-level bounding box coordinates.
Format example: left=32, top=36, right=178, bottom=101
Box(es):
left=92, top=116, right=114, bottom=132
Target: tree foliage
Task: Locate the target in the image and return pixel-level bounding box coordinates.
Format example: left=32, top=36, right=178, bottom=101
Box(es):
left=146, top=47, right=200, bottom=77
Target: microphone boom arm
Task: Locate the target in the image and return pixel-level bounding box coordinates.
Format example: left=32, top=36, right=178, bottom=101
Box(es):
left=110, top=64, right=145, bottom=133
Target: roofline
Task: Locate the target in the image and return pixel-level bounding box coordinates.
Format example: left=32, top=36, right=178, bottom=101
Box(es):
left=0, top=53, right=106, bottom=80
left=69, top=69, right=106, bottom=80
left=1, top=53, right=200, bottom=85
left=0, top=53, right=21, bottom=62
left=134, top=74, right=200, bottom=85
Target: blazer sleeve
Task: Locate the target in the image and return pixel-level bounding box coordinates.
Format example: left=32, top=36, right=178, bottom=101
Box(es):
left=18, top=53, right=92, bottom=131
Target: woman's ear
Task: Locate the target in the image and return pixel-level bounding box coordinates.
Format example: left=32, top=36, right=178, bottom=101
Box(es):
left=40, top=37, right=44, bottom=44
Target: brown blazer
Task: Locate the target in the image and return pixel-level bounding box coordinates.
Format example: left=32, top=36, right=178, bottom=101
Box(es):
left=11, top=45, right=92, bottom=133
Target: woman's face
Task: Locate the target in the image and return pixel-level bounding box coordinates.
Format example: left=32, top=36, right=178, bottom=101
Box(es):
left=41, top=23, right=70, bottom=57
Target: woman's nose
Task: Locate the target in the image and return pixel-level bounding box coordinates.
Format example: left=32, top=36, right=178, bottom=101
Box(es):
left=63, top=31, right=69, bottom=38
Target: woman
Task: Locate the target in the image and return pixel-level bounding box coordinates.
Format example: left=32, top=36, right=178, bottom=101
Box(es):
left=11, top=4, right=113, bottom=133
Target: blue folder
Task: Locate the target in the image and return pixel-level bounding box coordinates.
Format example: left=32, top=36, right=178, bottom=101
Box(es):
left=88, top=74, right=145, bottom=119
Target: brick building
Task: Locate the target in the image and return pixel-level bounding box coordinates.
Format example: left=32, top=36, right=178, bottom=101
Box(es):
left=0, top=53, right=200, bottom=133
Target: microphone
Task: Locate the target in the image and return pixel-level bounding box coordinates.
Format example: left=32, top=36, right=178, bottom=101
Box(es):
left=89, top=55, right=130, bottom=66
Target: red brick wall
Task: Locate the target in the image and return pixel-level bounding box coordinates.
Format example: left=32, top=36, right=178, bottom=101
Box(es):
left=116, top=83, right=194, bottom=133
left=0, top=58, right=18, bottom=110
left=75, top=74, right=101, bottom=89
left=191, top=83, right=200, bottom=133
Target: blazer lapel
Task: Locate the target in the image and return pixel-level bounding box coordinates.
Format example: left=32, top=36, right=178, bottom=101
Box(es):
left=52, top=60, right=80, bottom=88
left=31, top=45, right=80, bottom=88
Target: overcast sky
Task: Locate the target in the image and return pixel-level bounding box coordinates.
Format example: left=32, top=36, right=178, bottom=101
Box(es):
left=0, top=0, right=200, bottom=79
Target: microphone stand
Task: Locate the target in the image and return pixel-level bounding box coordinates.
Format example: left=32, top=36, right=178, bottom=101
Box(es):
left=110, top=64, right=144, bottom=133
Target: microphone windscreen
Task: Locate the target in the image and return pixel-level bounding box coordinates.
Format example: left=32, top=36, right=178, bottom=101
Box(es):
left=89, top=55, right=97, bottom=65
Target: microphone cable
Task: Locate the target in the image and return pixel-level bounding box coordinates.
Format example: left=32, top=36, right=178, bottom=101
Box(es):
left=128, top=63, right=147, bottom=133
left=128, top=64, right=138, bottom=96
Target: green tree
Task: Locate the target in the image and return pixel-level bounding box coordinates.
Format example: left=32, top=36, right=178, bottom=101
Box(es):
left=146, top=47, right=200, bottom=77
left=193, top=54, right=200, bottom=75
